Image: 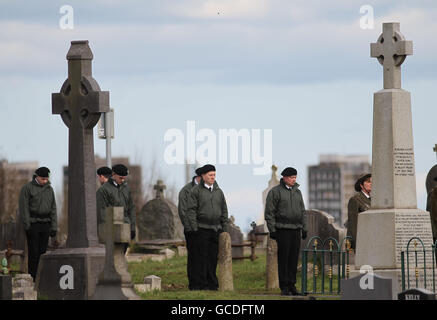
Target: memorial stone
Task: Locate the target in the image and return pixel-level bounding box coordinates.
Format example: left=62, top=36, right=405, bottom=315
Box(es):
left=353, top=23, right=433, bottom=297
left=218, top=232, right=234, bottom=291
left=341, top=273, right=392, bottom=300
left=138, top=180, right=184, bottom=241
left=36, top=40, right=107, bottom=299
left=265, top=238, right=279, bottom=290
left=228, top=216, right=244, bottom=259
left=398, top=288, right=436, bottom=300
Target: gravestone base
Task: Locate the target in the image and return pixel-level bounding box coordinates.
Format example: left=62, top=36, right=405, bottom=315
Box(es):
left=354, top=208, right=433, bottom=299
left=36, top=246, right=105, bottom=300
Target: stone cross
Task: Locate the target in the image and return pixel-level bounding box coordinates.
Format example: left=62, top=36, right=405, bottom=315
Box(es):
left=371, top=22, right=413, bottom=89
left=154, top=180, right=166, bottom=199
left=52, top=41, right=109, bottom=248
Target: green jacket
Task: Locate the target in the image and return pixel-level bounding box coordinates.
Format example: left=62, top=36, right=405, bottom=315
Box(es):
left=178, top=177, right=198, bottom=233
left=264, top=179, right=307, bottom=233
left=346, top=191, right=371, bottom=248
left=19, top=177, right=57, bottom=232
left=427, top=187, right=437, bottom=241
left=96, top=178, right=136, bottom=232
left=186, top=180, right=229, bottom=232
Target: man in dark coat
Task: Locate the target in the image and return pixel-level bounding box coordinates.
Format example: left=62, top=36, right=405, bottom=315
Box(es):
left=96, top=164, right=136, bottom=248
left=186, top=164, right=230, bottom=290
left=346, top=173, right=371, bottom=250
left=19, top=167, right=57, bottom=279
left=265, top=167, right=307, bottom=296
left=178, top=166, right=204, bottom=290
left=97, top=166, right=112, bottom=186
left=426, top=176, right=437, bottom=243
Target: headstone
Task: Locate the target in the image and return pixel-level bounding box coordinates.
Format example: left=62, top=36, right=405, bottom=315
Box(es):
left=0, top=275, right=12, bottom=300
left=341, top=273, right=393, bottom=300
left=353, top=23, right=433, bottom=297
left=137, top=180, right=184, bottom=241
left=93, top=207, right=139, bottom=300
left=228, top=216, right=244, bottom=259
left=302, top=210, right=346, bottom=251
left=12, top=274, right=37, bottom=300
left=36, top=40, right=107, bottom=299
left=144, top=275, right=161, bottom=291
left=398, top=288, right=436, bottom=300
left=218, top=232, right=233, bottom=291
left=265, top=238, right=279, bottom=290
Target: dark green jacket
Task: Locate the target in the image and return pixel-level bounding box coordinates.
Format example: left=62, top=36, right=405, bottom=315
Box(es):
left=427, top=188, right=437, bottom=241
left=264, top=179, right=307, bottom=233
left=346, top=191, right=371, bottom=248
left=19, top=177, right=57, bottom=232
left=178, top=176, right=198, bottom=233
left=96, top=178, right=136, bottom=232
left=186, top=180, right=229, bottom=232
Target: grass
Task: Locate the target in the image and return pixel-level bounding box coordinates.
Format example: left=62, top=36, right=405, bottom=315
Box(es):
left=128, top=252, right=341, bottom=300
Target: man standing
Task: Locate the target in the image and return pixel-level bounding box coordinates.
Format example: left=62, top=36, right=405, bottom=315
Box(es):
left=178, top=166, right=204, bottom=290
left=97, top=166, right=112, bottom=186
left=96, top=164, right=136, bottom=247
left=426, top=176, right=437, bottom=243
left=346, top=173, right=371, bottom=250
left=19, top=167, right=57, bottom=280
left=186, top=164, right=229, bottom=290
left=265, top=167, right=307, bottom=296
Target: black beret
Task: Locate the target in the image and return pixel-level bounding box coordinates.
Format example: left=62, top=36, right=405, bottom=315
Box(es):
left=202, top=164, right=216, bottom=174
left=195, top=167, right=204, bottom=176
left=281, top=167, right=297, bottom=177
left=97, top=166, right=112, bottom=176
left=355, top=173, right=371, bottom=192
left=112, top=164, right=129, bottom=176
left=35, top=167, right=50, bottom=178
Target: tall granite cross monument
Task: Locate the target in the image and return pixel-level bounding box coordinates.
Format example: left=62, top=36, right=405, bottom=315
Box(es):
left=35, top=40, right=108, bottom=299
left=353, top=23, right=433, bottom=298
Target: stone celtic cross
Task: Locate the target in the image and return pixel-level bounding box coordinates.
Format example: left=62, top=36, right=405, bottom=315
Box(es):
left=52, top=40, right=110, bottom=248
left=154, top=180, right=166, bottom=199
left=370, top=22, right=413, bottom=89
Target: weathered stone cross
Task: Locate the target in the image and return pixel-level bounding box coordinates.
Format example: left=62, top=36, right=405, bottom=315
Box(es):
left=154, top=180, right=166, bottom=199
left=52, top=40, right=109, bottom=248
left=370, top=22, right=413, bottom=89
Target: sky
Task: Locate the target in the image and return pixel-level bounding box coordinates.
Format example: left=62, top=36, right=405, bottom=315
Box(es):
left=0, top=0, right=436, bottom=233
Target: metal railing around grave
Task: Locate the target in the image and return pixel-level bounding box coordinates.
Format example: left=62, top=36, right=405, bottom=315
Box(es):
left=301, top=236, right=354, bottom=295
left=400, top=237, right=437, bottom=292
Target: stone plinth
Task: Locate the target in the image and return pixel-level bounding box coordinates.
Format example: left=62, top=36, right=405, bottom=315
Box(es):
left=36, top=247, right=105, bottom=299
left=218, top=232, right=233, bottom=291
left=265, top=238, right=279, bottom=290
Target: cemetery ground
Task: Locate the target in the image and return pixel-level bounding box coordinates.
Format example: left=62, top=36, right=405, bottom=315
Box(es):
left=128, top=250, right=341, bottom=300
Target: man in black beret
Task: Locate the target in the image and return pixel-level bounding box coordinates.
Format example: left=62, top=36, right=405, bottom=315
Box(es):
left=96, top=166, right=112, bottom=185
left=346, top=173, right=371, bottom=250
left=96, top=164, right=136, bottom=249
left=178, top=166, right=204, bottom=290
left=19, top=167, right=57, bottom=279
left=186, top=164, right=230, bottom=290
left=265, top=167, right=307, bottom=296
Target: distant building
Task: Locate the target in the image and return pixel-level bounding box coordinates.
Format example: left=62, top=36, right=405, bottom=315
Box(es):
left=307, top=154, right=371, bottom=226
left=60, top=156, right=143, bottom=237
left=0, top=160, right=39, bottom=223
